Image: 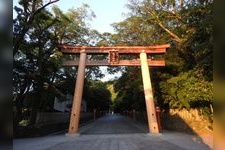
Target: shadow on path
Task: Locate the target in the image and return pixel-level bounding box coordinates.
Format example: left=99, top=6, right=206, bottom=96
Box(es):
left=79, top=114, right=147, bottom=134
left=13, top=114, right=212, bottom=150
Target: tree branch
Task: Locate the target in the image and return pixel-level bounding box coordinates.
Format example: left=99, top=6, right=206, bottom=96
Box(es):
left=157, top=21, right=182, bottom=43
left=13, top=0, right=60, bottom=56
left=34, top=0, right=60, bottom=16
left=148, top=10, right=183, bottom=43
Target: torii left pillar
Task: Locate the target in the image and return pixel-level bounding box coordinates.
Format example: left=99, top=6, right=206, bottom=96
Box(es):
left=68, top=50, right=86, bottom=134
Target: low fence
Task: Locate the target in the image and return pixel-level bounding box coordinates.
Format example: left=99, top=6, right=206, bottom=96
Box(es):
left=36, top=112, right=93, bottom=125
left=122, top=108, right=206, bottom=122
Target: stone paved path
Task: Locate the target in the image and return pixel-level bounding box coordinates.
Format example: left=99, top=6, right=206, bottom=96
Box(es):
left=13, top=114, right=212, bottom=150
left=79, top=114, right=147, bottom=134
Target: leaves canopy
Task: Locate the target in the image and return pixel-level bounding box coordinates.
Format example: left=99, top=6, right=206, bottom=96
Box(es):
left=110, top=0, right=213, bottom=121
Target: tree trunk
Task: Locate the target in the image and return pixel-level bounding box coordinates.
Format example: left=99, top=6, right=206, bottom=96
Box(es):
left=180, top=0, right=183, bottom=9
left=157, top=22, right=182, bottom=43
left=13, top=96, right=24, bottom=131
left=29, top=107, right=38, bottom=125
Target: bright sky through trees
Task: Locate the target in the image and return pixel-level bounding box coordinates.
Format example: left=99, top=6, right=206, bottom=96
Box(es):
left=53, top=0, right=128, bottom=33
left=13, top=0, right=128, bottom=33
left=13, top=0, right=127, bottom=81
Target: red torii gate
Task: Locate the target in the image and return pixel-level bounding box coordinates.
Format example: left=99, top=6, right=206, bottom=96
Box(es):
left=60, top=44, right=170, bottom=135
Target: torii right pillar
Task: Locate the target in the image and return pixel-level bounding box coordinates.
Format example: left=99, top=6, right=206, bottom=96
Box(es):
left=140, top=52, right=159, bottom=134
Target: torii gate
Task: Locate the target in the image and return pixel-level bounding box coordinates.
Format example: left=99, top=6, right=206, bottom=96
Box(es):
left=60, top=44, right=170, bottom=135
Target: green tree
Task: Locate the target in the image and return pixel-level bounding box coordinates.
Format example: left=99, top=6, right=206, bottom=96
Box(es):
left=160, top=70, right=213, bottom=121
left=109, top=0, right=213, bottom=122
left=84, top=80, right=111, bottom=111
left=13, top=0, right=60, bottom=127
left=13, top=1, right=101, bottom=129
left=113, top=67, right=145, bottom=112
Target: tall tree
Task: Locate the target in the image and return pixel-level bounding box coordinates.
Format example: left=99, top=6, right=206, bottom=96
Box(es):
left=13, top=1, right=100, bottom=128
left=13, top=0, right=60, bottom=127
left=110, top=0, right=213, bottom=121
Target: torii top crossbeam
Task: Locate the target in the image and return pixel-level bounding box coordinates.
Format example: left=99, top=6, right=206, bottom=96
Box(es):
left=60, top=44, right=170, bottom=66
left=60, top=44, right=170, bottom=54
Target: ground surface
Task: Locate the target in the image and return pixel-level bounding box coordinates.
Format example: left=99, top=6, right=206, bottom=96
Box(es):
left=13, top=114, right=213, bottom=150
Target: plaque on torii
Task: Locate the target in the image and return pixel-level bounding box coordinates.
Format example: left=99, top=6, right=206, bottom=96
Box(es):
left=60, top=44, right=170, bottom=135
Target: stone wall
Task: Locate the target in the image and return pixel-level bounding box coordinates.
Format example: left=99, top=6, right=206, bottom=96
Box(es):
left=134, top=109, right=212, bottom=135
left=161, top=109, right=212, bottom=135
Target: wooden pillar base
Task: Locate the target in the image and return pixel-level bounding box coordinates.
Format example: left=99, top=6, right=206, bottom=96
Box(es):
left=65, top=133, right=80, bottom=137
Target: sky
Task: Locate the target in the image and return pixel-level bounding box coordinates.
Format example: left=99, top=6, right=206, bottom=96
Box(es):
left=13, top=0, right=129, bottom=81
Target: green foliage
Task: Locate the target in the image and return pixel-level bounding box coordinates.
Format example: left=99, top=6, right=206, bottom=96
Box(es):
left=112, top=67, right=145, bottom=112
left=160, top=70, right=213, bottom=121
left=52, top=4, right=95, bottom=45
left=106, top=83, right=118, bottom=102
left=13, top=0, right=101, bottom=127
left=84, top=80, right=111, bottom=111
left=182, top=3, right=213, bottom=81
left=110, top=0, right=213, bottom=122
left=160, top=70, right=212, bottom=109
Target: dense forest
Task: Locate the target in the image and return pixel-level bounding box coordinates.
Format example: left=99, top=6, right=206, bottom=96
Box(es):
left=13, top=0, right=213, bottom=132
